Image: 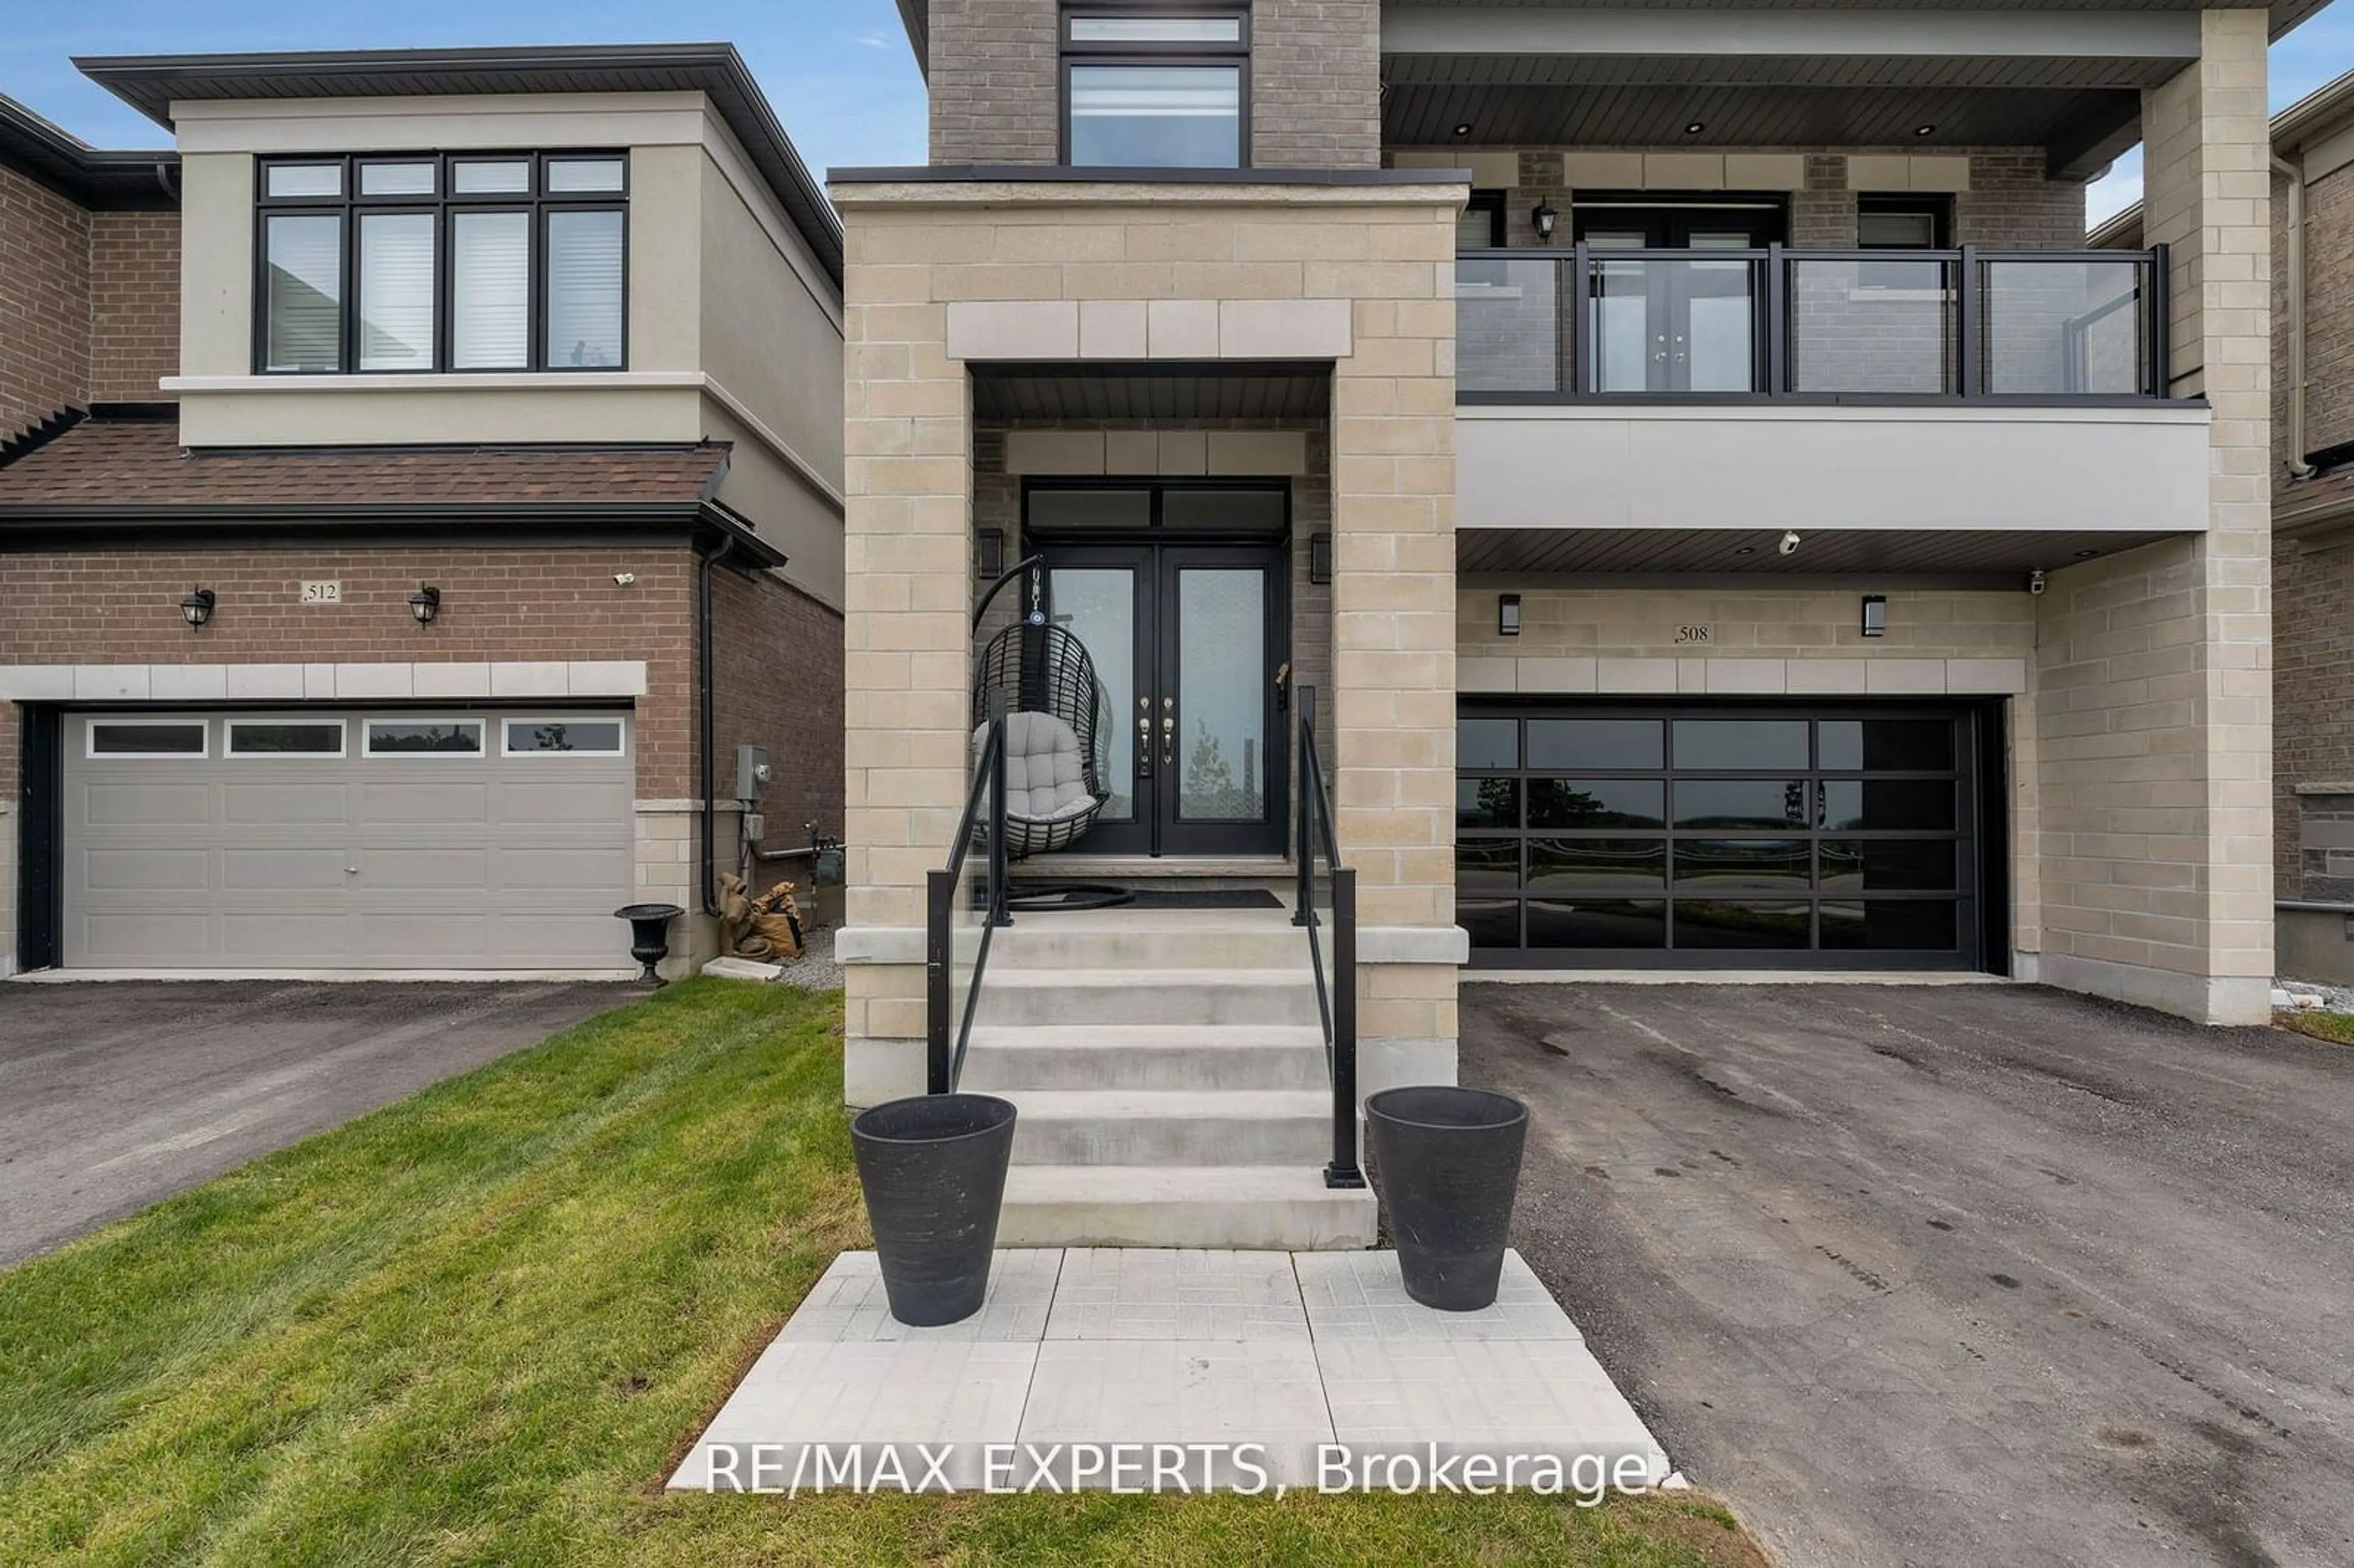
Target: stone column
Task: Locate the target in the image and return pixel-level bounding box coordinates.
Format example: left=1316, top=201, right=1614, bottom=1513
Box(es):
left=2030, top=9, right=2272, bottom=1022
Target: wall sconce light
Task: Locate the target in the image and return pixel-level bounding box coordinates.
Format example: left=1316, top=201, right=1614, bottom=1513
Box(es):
left=179, top=587, right=216, bottom=629
left=1531, top=202, right=1558, bottom=241
left=976, top=528, right=1006, bottom=580
left=1309, top=531, right=1332, bottom=585
left=1498, top=593, right=1522, bottom=637
left=408, top=584, right=442, bottom=626
left=1860, top=594, right=1887, bottom=638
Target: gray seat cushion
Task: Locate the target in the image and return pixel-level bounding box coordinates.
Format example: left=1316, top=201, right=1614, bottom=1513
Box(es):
left=976, top=711, right=1096, bottom=822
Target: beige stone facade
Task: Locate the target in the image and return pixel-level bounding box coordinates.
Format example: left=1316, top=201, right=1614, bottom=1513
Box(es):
left=832, top=178, right=1466, bottom=1100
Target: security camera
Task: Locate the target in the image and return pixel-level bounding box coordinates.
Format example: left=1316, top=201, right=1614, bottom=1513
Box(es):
left=2028, top=569, right=2047, bottom=596
left=1777, top=531, right=1802, bottom=557
left=613, top=572, right=636, bottom=587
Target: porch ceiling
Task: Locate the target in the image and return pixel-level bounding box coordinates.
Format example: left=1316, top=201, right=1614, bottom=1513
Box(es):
left=1457, top=525, right=2177, bottom=578
left=970, top=362, right=1331, bottom=422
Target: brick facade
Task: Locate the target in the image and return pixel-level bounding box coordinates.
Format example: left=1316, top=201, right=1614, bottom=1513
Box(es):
left=0, top=164, right=91, bottom=441
left=926, top=0, right=1061, bottom=164
left=88, top=211, right=180, bottom=403
left=711, top=563, right=847, bottom=853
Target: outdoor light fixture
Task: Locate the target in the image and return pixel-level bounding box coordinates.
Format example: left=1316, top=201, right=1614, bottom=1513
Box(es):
left=1861, top=595, right=1887, bottom=637
left=179, top=587, right=215, bottom=629
left=1684, top=121, right=1706, bottom=135
left=1914, top=124, right=1936, bottom=137
left=1309, top=531, right=1333, bottom=585
left=408, top=584, right=442, bottom=626
left=1531, top=201, right=1558, bottom=240
left=1498, top=593, right=1522, bottom=637
left=1453, top=123, right=1472, bottom=137
left=976, top=528, right=1006, bottom=580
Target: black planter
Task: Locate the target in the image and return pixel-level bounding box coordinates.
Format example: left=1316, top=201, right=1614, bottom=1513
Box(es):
left=849, top=1094, right=1018, bottom=1326
left=614, top=902, right=684, bottom=986
left=1365, top=1085, right=1530, bottom=1312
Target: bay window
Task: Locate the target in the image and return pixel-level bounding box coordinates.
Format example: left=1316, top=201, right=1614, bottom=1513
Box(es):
left=1063, top=7, right=1248, bottom=169
left=256, top=152, right=627, bottom=374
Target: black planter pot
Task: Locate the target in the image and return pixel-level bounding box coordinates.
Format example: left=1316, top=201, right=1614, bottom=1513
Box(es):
left=613, top=903, right=684, bottom=986
left=1365, top=1085, right=1530, bottom=1312
left=849, top=1094, right=1019, bottom=1326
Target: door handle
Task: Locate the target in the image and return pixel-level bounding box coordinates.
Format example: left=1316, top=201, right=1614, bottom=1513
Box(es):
left=1274, top=661, right=1290, bottom=714
left=1161, top=712, right=1176, bottom=769
left=1137, top=702, right=1153, bottom=779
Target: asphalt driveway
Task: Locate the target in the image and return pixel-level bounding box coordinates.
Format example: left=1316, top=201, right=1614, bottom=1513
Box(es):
left=1463, top=981, right=2354, bottom=1568
left=0, top=980, right=630, bottom=1268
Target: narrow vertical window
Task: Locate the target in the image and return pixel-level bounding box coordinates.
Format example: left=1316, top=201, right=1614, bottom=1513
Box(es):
left=545, top=210, right=625, bottom=369
left=357, top=211, right=436, bottom=371
left=264, top=213, right=343, bottom=372
left=451, top=210, right=531, bottom=369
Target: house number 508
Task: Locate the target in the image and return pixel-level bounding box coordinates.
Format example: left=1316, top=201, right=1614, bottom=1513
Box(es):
left=1674, top=624, right=1712, bottom=644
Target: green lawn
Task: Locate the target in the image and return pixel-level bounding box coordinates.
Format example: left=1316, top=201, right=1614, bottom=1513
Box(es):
left=0, top=980, right=1764, bottom=1568
left=2278, top=1008, right=2354, bottom=1047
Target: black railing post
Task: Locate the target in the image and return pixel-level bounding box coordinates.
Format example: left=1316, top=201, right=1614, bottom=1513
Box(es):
left=1566, top=242, right=1591, bottom=395
left=925, top=868, right=953, bottom=1094
left=1956, top=244, right=1981, bottom=398
left=1293, top=684, right=1316, bottom=927
left=2147, top=242, right=2171, bottom=398
left=1325, top=865, right=1365, bottom=1190
left=986, top=687, right=1011, bottom=927
left=1764, top=243, right=1787, bottom=394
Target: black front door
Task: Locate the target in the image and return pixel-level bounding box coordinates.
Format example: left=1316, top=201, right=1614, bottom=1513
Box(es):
left=1039, top=541, right=1288, bottom=857
left=1575, top=205, right=1783, bottom=393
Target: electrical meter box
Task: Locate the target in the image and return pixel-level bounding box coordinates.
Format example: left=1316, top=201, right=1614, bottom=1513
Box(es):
left=734, top=744, right=771, bottom=802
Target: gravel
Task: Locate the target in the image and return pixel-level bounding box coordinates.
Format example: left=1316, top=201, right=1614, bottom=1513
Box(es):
left=769, top=922, right=844, bottom=992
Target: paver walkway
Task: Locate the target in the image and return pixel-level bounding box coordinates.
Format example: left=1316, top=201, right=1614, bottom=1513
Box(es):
left=671, top=1247, right=1670, bottom=1493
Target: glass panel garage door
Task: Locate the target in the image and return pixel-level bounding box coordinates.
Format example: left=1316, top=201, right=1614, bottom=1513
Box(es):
left=1458, top=706, right=1983, bottom=969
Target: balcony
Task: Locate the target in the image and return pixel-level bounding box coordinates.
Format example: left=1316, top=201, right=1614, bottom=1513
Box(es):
left=1456, top=245, right=2168, bottom=403
left=1452, top=243, right=2214, bottom=556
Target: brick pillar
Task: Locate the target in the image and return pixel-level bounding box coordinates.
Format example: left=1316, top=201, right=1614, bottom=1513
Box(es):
left=2030, top=10, right=2272, bottom=1022
left=837, top=200, right=977, bottom=1099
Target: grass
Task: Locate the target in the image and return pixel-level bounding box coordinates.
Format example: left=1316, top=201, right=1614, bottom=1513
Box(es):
left=2276, top=1008, right=2354, bottom=1046
left=0, top=979, right=1766, bottom=1568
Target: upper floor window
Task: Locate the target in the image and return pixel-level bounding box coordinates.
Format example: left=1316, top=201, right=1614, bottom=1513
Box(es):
left=257, top=153, right=628, bottom=375
left=1062, top=7, right=1248, bottom=169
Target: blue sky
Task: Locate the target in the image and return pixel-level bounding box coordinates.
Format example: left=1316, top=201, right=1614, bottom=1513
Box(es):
left=6, top=0, right=2352, bottom=223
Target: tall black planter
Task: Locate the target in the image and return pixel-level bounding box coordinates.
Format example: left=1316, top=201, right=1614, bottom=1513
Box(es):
left=1365, top=1086, right=1530, bottom=1312
left=849, top=1094, right=1018, bottom=1326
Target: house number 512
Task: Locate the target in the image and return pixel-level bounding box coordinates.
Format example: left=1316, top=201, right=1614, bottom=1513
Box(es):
left=300, top=580, right=343, bottom=604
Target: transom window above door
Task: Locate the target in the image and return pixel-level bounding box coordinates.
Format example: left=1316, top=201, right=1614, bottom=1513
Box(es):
left=256, top=153, right=627, bottom=375
left=1063, top=6, right=1248, bottom=169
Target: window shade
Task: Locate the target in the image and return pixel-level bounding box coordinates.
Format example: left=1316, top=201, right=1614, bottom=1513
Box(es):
left=451, top=210, right=531, bottom=369
left=545, top=210, right=624, bottom=368
left=358, top=212, right=436, bottom=371
left=1068, top=66, right=1241, bottom=168
left=264, top=213, right=343, bottom=372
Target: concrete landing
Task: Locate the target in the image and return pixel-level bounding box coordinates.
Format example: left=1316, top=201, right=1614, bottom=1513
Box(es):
left=669, top=1247, right=1672, bottom=1494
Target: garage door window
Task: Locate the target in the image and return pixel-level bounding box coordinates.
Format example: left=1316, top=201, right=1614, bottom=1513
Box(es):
left=227, top=720, right=346, bottom=757
left=502, top=718, right=625, bottom=756
left=87, top=720, right=207, bottom=758
left=365, top=719, right=485, bottom=756
left=1460, top=707, right=1978, bottom=967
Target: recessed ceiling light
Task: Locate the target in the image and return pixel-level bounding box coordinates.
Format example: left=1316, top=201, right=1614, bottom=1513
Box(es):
left=1453, top=122, right=1472, bottom=137
left=1734, top=545, right=1756, bottom=555
left=1914, top=123, right=1936, bottom=137
left=1684, top=121, right=1706, bottom=135
left=2074, top=548, right=2098, bottom=558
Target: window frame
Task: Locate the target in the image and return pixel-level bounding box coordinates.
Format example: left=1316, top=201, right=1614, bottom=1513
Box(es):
left=253, top=151, right=630, bottom=376
left=224, top=718, right=349, bottom=759
left=1460, top=189, right=1507, bottom=249
left=84, top=718, right=210, bottom=760
left=499, top=716, right=630, bottom=758
left=1855, top=192, right=1952, bottom=250
left=1059, top=2, right=1252, bottom=170
left=362, top=717, right=489, bottom=759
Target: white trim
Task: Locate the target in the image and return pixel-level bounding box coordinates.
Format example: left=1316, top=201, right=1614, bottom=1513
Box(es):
left=83, top=717, right=210, bottom=761
left=362, top=716, right=488, bottom=759
left=500, top=714, right=631, bottom=758
left=12, top=967, right=639, bottom=984
left=162, top=369, right=704, bottom=394
left=225, top=717, right=349, bottom=759
left=0, top=661, right=648, bottom=702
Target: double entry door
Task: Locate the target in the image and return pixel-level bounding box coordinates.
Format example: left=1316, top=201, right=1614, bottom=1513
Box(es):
left=1579, top=206, right=1781, bottom=393
left=1041, top=541, right=1287, bottom=857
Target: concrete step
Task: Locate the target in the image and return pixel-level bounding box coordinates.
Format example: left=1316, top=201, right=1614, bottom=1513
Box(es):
left=978, top=967, right=1322, bottom=1029
left=1002, top=1088, right=1336, bottom=1166
left=960, top=1024, right=1329, bottom=1092
left=997, top=1164, right=1376, bottom=1250
left=988, top=917, right=1309, bottom=971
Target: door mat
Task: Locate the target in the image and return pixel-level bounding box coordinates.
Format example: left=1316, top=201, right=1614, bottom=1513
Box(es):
left=1116, top=887, right=1284, bottom=910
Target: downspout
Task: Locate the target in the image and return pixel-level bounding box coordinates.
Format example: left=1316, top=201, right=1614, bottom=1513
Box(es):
left=2276, top=151, right=2316, bottom=479
left=697, top=534, right=737, bottom=917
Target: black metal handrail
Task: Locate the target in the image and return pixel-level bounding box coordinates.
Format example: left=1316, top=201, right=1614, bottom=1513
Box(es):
left=1455, top=242, right=2171, bottom=403
left=1292, top=687, right=1364, bottom=1191
left=926, top=688, right=1012, bottom=1094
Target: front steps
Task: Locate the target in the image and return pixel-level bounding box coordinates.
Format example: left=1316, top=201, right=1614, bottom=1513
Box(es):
left=961, top=908, right=1376, bottom=1250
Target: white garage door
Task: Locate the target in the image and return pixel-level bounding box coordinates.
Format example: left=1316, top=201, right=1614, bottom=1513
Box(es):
left=63, top=711, right=636, bottom=970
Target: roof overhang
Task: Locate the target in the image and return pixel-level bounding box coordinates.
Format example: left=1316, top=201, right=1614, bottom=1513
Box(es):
left=71, top=42, right=838, bottom=284
left=0, top=94, right=177, bottom=211
left=1458, top=525, right=2176, bottom=580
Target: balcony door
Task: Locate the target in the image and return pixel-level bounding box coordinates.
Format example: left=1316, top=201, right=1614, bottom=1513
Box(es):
left=1577, top=205, right=1781, bottom=394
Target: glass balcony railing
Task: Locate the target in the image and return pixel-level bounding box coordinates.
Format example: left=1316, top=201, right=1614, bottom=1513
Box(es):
left=1455, top=245, right=2168, bottom=402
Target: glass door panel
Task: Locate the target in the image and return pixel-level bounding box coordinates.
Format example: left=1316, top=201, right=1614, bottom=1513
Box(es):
left=1684, top=230, right=1759, bottom=393
left=1173, top=567, right=1267, bottom=823
left=1047, top=566, right=1138, bottom=821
